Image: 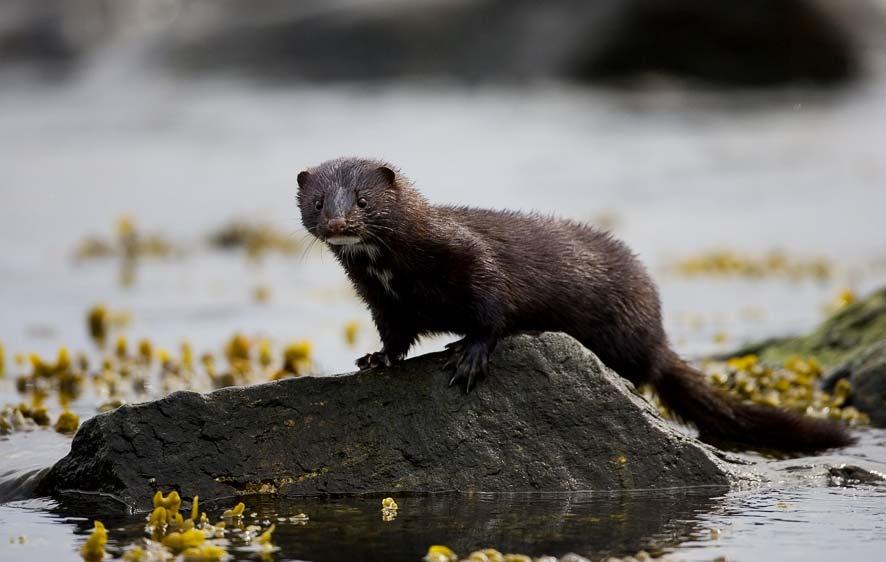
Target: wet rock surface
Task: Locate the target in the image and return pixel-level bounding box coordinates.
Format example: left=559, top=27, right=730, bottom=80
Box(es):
left=824, top=340, right=886, bottom=427
left=827, top=463, right=886, bottom=485
left=40, top=333, right=736, bottom=510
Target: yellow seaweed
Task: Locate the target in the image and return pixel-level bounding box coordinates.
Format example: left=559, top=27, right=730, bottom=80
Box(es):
left=381, top=497, right=398, bottom=510
left=121, top=547, right=146, bottom=562
left=222, top=502, right=246, bottom=519
left=180, top=341, right=195, bottom=371
left=344, top=321, right=360, bottom=347
left=80, top=521, right=107, bottom=562
left=255, top=524, right=275, bottom=545
left=138, top=339, right=153, bottom=364
left=190, top=496, right=200, bottom=522
left=115, top=336, right=128, bottom=360
left=55, top=410, right=80, bottom=434
left=87, top=305, right=108, bottom=347
left=181, top=544, right=227, bottom=561
left=283, top=340, right=312, bottom=375
left=162, top=528, right=206, bottom=553
left=426, top=545, right=458, bottom=562
left=258, top=340, right=273, bottom=368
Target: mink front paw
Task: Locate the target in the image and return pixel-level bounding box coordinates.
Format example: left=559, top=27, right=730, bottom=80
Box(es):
left=444, top=341, right=489, bottom=394
left=356, top=351, right=393, bottom=370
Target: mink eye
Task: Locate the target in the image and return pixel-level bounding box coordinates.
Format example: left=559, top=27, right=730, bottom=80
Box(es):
left=357, top=197, right=368, bottom=209
left=314, top=200, right=323, bottom=210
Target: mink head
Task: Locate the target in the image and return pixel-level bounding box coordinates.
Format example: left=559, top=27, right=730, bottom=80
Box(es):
left=297, top=157, right=403, bottom=246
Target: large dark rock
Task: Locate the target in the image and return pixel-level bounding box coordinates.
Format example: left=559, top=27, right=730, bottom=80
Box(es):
left=6, top=0, right=875, bottom=88
left=571, top=0, right=858, bottom=86
left=163, top=0, right=863, bottom=87
left=40, top=333, right=737, bottom=510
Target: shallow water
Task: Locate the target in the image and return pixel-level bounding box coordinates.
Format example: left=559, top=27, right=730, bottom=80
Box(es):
left=2, top=63, right=886, bottom=561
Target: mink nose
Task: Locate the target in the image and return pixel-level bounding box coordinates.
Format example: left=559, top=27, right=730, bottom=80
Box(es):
left=327, top=217, right=347, bottom=234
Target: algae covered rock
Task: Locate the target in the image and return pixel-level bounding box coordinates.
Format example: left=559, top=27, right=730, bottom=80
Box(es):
left=40, top=333, right=737, bottom=510
left=822, top=340, right=886, bottom=427
left=738, top=286, right=886, bottom=368
left=727, top=286, right=886, bottom=427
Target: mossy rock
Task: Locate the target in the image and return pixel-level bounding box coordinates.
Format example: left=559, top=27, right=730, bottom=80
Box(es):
left=822, top=340, right=886, bottom=427
left=725, top=286, right=886, bottom=427
left=728, top=286, right=886, bottom=369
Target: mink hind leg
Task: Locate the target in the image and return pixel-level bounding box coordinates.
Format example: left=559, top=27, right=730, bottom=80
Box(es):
left=444, top=334, right=498, bottom=393
left=443, top=296, right=507, bottom=393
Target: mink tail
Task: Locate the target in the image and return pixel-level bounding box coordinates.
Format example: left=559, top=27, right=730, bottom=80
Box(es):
left=654, top=352, right=856, bottom=452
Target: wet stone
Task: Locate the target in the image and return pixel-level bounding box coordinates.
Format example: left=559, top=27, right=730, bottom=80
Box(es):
left=827, top=464, right=886, bottom=486
left=40, top=333, right=738, bottom=510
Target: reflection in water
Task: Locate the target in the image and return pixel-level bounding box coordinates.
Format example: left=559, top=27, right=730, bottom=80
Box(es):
left=41, top=488, right=725, bottom=562
left=3, top=476, right=885, bottom=562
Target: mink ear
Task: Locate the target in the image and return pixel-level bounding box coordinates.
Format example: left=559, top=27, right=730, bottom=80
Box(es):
left=297, top=170, right=310, bottom=188
left=377, top=166, right=396, bottom=187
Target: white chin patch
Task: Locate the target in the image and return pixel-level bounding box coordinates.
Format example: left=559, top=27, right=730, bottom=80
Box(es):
left=327, top=236, right=362, bottom=246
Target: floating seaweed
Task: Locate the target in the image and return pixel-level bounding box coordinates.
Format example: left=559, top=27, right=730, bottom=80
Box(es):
left=381, top=497, right=399, bottom=522
left=423, top=548, right=675, bottom=562
left=74, top=216, right=175, bottom=262
left=208, top=219, right=302, bottom=261
left=110, top=491, right=277, bottom=562
left=80, top=521, right=107, bottom=562
left=221, top=502, right=246, bottom=521
left=74, top=216, right=176, bottom=288
left=669, top=249, right=833, bottom=281
left=426, top=545, right=458, bottom=562
left=252, top=284, right=272, bottom=304
left=344, top=320, right=361, bottom=347
left=87, top=305, right=131, bottom=348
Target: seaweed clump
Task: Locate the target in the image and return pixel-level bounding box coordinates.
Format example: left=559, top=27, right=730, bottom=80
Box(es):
left=344, top=321, right=361, bottom=347
left=424, top=546, right=602, bottom=562
left=80, top=521, right=107, bottom=561
left=670, top=249, right=832, bottom=281
left=701, top=354, right=869, bottom=425
left=74, top=216, right=174, bottom=262
left=424, top=548, right=681, bottom=562
left=3, top=306, right=369, bottom=440
left=209, top=334, right=315, bottom=387
left=381, top=497, right=398, bottom=522
left=112, top=491, right=277, bottom=561
left=1, top=346, right=88, bottom=435
left=208, top=219, right=302, bottom=261
left=74, top=216, right=176, bottom=288
left=54, top=409, right=80, bottom=434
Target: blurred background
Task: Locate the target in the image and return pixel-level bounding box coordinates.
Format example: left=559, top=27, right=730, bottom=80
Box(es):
left=2, top=0, right=886, bottom=374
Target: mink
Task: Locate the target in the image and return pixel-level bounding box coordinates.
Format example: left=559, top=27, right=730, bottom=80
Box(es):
left=297, top=157, right=855, bottom=452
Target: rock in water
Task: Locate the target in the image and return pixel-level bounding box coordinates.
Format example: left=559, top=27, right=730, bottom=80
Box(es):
left=40, top=333, right=735, bottom=510
left=730, top=286, right=886, bottom=427
left=824, top=340, right=886, bottom=427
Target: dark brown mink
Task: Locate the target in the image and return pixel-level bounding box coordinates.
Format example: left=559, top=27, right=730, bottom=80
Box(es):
left=296, top=157, right=855, bottom=452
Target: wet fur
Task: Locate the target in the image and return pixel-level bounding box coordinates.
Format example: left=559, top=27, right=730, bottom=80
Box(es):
left=298, top=157, right=855, bottom=452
